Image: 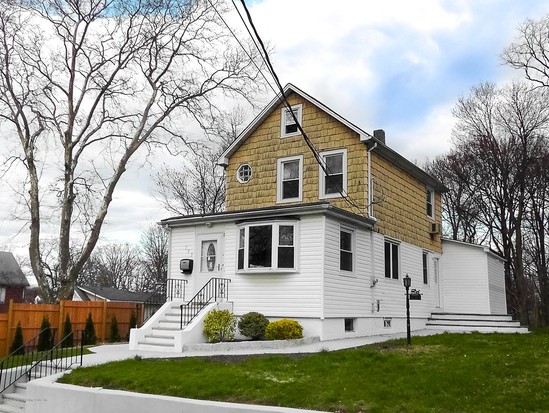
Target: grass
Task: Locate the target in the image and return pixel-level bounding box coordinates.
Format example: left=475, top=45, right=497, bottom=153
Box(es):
left=59, top=332, right=549, bottom=413
left=1, top=346, right=93, bottom=369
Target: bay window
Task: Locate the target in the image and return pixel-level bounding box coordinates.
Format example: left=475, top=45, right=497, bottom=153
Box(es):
left=237, top=222, right=297, bottom=271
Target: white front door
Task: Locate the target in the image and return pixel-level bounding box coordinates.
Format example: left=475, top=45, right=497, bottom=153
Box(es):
left=433, top=257, right=441, bottom=308
left=195, top=234, right=224, bottom=295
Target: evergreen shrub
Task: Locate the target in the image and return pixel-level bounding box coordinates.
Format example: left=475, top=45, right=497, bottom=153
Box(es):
left=238, top=312, right=269, bottom=340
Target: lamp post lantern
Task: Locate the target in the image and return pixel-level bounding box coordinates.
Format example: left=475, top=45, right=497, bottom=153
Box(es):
left=403, top=274, right=411, bottom=346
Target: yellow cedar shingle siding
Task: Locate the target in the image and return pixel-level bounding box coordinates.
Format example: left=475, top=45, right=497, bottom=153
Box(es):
left=225, top=92, right=442, bottom=253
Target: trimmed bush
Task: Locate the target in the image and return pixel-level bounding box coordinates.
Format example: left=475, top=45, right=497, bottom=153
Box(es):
left=203, top=309, right=236, bottom=343
left=10, top=322, right=25, bottom=355
left=83, top=313, right=97, bottom=345
left=126, top=311, right=137, bottom=341
left=61, top=314, right=74, bottom=348
left=265, top=319, right=303, bottom=340
left=37, top=316, right=53, bottom=351
left=109, top=316, right=120, bottom=343
left=238, top=312, right=269, bottom=340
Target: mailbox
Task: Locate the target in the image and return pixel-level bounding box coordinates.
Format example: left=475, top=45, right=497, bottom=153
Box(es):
left=410, top=289, right=422, bottom=300
left=180, top=259, right=193, bottom=275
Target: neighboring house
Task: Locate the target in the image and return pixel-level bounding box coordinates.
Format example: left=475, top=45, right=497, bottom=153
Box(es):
left=73, top=285, right=152, bottom=304
left=130, top=84, right=524, bottom=352
left=0, top=251, right=30, bottom=312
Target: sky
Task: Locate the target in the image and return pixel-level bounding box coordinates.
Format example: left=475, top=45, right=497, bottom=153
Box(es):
left=1, top=0, right=549, bottom=257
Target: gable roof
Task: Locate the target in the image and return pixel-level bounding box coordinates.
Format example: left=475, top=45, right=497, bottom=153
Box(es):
left=219, top=83, right=447, bottom=193
left=0, top=252, right=30, bottom=287
left=76, top=285, right=151, bottom=303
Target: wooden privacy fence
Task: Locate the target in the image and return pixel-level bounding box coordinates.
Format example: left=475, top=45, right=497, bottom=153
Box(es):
left=0, top=300, right=144, bottom=357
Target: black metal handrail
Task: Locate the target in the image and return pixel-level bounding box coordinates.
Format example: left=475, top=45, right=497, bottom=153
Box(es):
left=180, top=278, right=230, bottom=329
left=143, top=279, right=188, bottom=323
left=0, top=329, right=85, bottom=394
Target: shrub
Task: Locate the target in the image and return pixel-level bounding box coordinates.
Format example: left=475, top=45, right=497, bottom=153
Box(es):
left=265, top=319, right=303, bottom=340
left=109, top=316, right=120, bottom=343
left=37, top=316, right=53, bottom=351
left=62, top=314, right=74, bottom=348
left=83, top=313, right=97, bottom=345
left=203, top=309, right=236, bottom=343
left=126, top=311, right=137, bottom=341
left=10, top=322, right=25, bottom=355
left=238, top=312, right=269, bottom=340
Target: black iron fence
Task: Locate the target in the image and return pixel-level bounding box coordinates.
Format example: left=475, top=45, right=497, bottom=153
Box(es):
left=0, top=329, right=85, bottom=394
left=180, top=278, right=230, bottom=329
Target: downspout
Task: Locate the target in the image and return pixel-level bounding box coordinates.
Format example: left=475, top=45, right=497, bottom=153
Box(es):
left=367, top=142, right=378, bottom=313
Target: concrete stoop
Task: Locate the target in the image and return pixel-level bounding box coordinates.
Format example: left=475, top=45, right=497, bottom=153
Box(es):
left=426, top=312, right=529, bottom=334
left=129, top=301, right=233, bottom=353
left=0, top=382, right=27, bottom=413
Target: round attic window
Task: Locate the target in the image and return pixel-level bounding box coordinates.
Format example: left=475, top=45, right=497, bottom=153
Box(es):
left=237, top=163, right=252, bottom=183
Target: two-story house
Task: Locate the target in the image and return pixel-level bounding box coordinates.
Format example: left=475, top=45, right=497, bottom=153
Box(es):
left=130, top=84, right=522, bottom=352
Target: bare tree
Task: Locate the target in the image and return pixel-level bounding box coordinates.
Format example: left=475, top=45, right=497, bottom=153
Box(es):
left=154, top=106, right=246, bottom=215
left=503, top=16, right=549, bottom=88
left=0, top=0, right=264, bottom=301
left=78, top=243, right=140, bottom=290
left=138, top=225, right=169, bottom=292
left=426, top=151, right=485, bottom=244
left=451, top=81, right=549, bottom=325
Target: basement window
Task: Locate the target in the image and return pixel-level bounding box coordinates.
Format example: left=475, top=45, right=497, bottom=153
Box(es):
left=344, top=318, right=355, bottom=332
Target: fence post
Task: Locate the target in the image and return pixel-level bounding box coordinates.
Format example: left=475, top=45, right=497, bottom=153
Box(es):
left=58, top=301, right=64, bottom=345
left=101, top=301, right=107, bottom=343
left=5, top=300, right=13, bottom=357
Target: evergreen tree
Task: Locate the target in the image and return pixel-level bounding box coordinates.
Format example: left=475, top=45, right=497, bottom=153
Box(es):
left=83, top=313, right=97, bottom=345
left=109, top=316, right=120, bottom=343
left=9, top=322, right=25, bottom=355
left=37, top=316, right=53, bottom=351
left=61, top=314, right=74, bottom=348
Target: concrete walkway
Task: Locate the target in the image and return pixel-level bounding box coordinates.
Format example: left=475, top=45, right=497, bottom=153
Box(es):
left=82, top=329, right=441, bottom=367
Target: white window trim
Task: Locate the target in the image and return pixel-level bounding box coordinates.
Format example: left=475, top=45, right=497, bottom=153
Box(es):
left=280, top=104, right=302, bottom=138
left=426, top=187, right=435, bottom=219
left=237, top=163, right=252, bottom=184
left=384, top=238, right=401, bottom=280
left=277, top=155, right=303, bottom=203
left=422, top=251, right=429, bottom=285
left=237, top=221, right=299, bottom=273
left=319, top=148, right=347, bottom=199
left=339, top=226, right=355, bottom=276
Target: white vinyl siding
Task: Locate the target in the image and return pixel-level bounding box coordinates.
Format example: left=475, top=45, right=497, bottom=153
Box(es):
left=370, top=233, right=438, bottom=318
left=323, top=218, right=371, bottom=317
left=487, top=251, right=507, bottom=314
left=441, top=240, right=492, bottom=314
left=230, top=215, right=323, bottom=318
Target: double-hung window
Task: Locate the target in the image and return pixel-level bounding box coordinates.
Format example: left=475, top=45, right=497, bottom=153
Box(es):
left=280, top=104, right=302, bottom=137
left=340, top=228, right=354, bottom=272
left=384, top=239, right=400, bottom=279
left=320, top=149, right=347, bottom=198
left=426, top=188, right=435, bottom=219
left=277, top=155, right=303, bottom=202
left=237, top=222, right=297, bottom=271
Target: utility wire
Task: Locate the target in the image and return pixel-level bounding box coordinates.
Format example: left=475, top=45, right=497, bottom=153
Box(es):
left=233, top=0, right=376, bottom=214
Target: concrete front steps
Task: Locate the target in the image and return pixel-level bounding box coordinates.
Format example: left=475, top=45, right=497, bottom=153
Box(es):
left=0, top=382, right=27, bottom=413
left=130, top=301, right=232, bottom=353
left=426, top=312, right=529, bottom=334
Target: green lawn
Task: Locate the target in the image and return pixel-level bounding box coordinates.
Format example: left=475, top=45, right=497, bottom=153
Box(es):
left=59, top=332, right=549, bottom=413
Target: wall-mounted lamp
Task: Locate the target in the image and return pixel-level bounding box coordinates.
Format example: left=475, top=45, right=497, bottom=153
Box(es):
left=370, top=278, right=379, bottom=288
left=205, top=222, right=213, bottom=228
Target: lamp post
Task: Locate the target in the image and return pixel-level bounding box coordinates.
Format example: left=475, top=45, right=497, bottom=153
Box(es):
left=403, top=274, right=411, bottom=346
